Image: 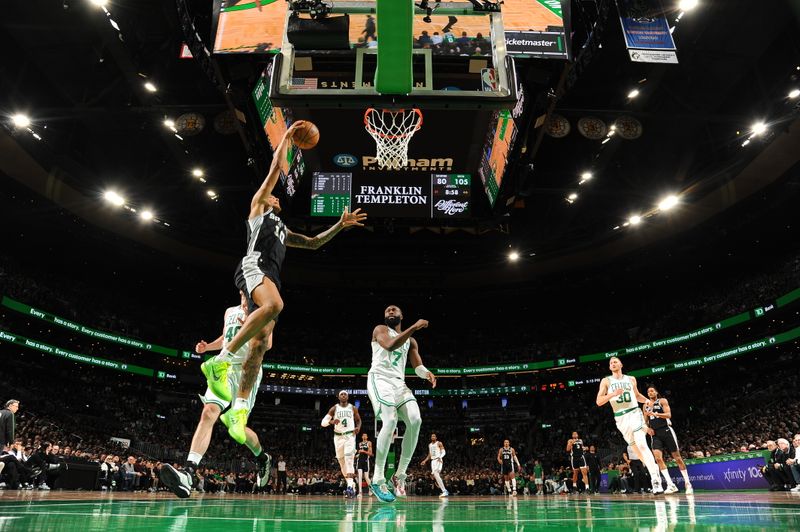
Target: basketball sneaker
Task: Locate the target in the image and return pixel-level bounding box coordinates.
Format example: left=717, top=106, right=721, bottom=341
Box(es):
left=391, top=475, right=407, bottom=498
left=370, top=481, right=396, bottom=503
left=664, top=484, right=679, bottom=494
left=685, top=484, right=694, bottom=495
left=256, top=452, right=273, bottom=488
left=512, top=490, right=517, bottom=497
left=651, top=480, right=664, bottom=495
left=159, top=464, right=194, bottom=499
left=226, top=408, right=249, bottom=444
left=439, top=490, right=449, bottom=498
left=201, top=359, right=232, bottom=402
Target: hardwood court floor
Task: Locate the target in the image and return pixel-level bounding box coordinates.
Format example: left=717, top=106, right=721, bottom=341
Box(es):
left=2, top=490, right=800, bottom=530
left=214, top=0, right=562, bottom=53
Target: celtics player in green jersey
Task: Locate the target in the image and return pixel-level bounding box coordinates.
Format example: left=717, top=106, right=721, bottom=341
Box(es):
left=159, top=292, right=274, bottom=499
left=368, top=305, right=437, bottom=502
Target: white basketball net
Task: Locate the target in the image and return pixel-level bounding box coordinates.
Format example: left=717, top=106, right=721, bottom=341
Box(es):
left=364, top=108, right=423, bottom=170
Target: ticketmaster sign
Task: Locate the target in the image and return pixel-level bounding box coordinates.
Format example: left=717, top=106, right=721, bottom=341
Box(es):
left=505, top=31, right=567, bottom=58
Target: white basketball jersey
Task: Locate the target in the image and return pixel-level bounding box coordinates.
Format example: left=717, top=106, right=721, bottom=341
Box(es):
left=222, top=306, right=249, bottom=364
left=429, top=442, right=442, bottom=460
left=334, top=403, right=354, bottom=434
left=370, top=328, right=410, bottom=380
left=607, top=374, right=637, bottom=413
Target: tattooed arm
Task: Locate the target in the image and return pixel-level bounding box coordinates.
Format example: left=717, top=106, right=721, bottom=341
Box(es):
left=285, top=207, right=367, bottom=249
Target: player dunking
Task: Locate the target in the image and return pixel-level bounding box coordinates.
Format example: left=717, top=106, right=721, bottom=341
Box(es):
left=498, top=439, right=521, bottom=496
left=356, top=432, right=373, bottom=497
left=321, top=391, right=361, bottom=498
left=159, top=293, right=273, bottom=498
left=644, top=385, right=694, bottom=494
left=566, top=431, right=590, bottom=493
left=596, top=356, right=664, bottom=494
left=201, top=121, right=367, bottom=445
left=421, top=433, right=449, bottom=497
left=368, top=305, right=437, bottom=502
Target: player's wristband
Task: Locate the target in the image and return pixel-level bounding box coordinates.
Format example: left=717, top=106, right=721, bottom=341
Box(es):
left=321, top=414, right=332, bottom=427
left=415, top=365, right=430, bottom=379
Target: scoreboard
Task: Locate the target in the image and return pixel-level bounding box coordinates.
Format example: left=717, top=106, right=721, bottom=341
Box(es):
left=311, top=172, right=471, bottom=219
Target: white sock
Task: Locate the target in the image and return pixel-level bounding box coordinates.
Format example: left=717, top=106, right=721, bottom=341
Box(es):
left=680, top=468, right=691, bottom=485
left=511, top=478, right=517, bottom=491
left=504, top=480, right=511, bottom=493
left=347, top=477, right=355, bottom=488
left=633, top=432, right=661, bottom=484
left=660, top=469, right=674, bottom=486
left=212, top=349, right=233, bottom=364
left=187, top=451, right=203, bottom=465
left=357, top=471, right=363, bottom=492
left=433, top=472, right=446, bottom=493
left=233, top=398, right=249, bottom=411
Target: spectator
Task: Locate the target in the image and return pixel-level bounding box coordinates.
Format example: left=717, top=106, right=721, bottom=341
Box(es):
left=762, top=439, right=795, bottom=491
left=431, top=32, right=443, bottom=45
left=457, top=31, right=471, bottom=48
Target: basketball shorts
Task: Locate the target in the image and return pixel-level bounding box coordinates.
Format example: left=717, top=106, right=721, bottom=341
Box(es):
left=367, top=373, right=416, bottom=417
left=335, top=433, right=356, bottom=460
left=615, top=408, right=646, bottom=445
left=200, top=365, right=262, bottom=411
left=570, top=455, right=587, bottom=469
left=501, top=463, right=516, bottom=475
left=649, top=426, right=680, bottom=453
left=235, top=257, right=282, bottom=314
left=357, top=457, right=370, bottom=471
left=431, top=459, right=443, bottom=475
left=534, top=478, right=543, bottom=485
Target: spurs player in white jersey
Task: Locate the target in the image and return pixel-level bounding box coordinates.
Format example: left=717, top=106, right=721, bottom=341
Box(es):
left=421, top=433, right=449, bottom=497
left=159, top=292, right=273, bottom=498
left=321, top=391, right=362, bottom=498
left=596, top=356, right=664, bottom=494
left=368, top=305, right=437, bottom=502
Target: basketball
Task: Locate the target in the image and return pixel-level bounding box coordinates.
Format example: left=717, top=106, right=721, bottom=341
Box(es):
left=292, top=121, right=320, bottom=149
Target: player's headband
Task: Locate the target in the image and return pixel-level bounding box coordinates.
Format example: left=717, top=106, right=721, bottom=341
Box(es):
left=338, top=390, right=348, bottom=396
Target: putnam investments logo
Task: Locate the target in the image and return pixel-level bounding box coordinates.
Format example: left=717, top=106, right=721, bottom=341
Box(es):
left=362, top=156, right=453, bottom=171
left=333, top=154, right=358, bottom=168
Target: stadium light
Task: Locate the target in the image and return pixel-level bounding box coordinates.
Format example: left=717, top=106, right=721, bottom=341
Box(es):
left=140, top=210, right=154, bottom=221
left=103, top=190, right=125, bottom=207
left=144, top=82, right=157, bottom=93
left=658, top=194, right=679, bottom=211
left=508, top=251, right=520, bottom=262
left=627, top=89, right=640, bottom=99
left=580, top=172, right=593, bottom=181
left=89, top=0, right=108, bottom=6
left=678, top=0, right=698, bottom=11
left=163, top=118, right=175, bottom=129
left=629, top=215, right=642, bottom=225
left=741, top=139, right=750, bottom=147
left=11, top=114, right=31, bottom=128
left=751, top=122, right=767, bottom=136
left=192, top=168, right=204, bottom=178
left=568, top=192, right=578, bottom=201
left=207, top=189, right=217, bottom=199
left=789, top=89, right=800, bottom=99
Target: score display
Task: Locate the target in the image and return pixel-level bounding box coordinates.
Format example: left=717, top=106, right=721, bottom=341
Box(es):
left=311, top=172, right=471, bottom=218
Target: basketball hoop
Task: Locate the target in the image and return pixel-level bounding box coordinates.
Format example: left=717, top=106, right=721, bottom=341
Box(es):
left=364, top=108, right=423, bottom=170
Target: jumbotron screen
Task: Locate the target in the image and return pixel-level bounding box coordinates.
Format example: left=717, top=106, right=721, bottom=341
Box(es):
left=311, top=172, right=471, bottom=219
left=213, top=0, right=569, bottom=59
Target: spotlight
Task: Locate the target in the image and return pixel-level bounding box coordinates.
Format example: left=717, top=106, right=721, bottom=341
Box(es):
left=192, top=168, right=204, bottom=178
left=568, top=192, right=578, bottom=201
left=140, top=210, right=154, bottom=221
left=751, top=122, right=767, bottom=136
left=627, top=89, right=640, bottom=99
left=741, top=139, right=750, bottom=147
left=658, top=194, right=679, bottom=211
left=788, top=89, right=800, bottom=99
left=144, top=82, right=157, bottom=93
left=207, top=189, right=217, bottom=198
left=11, top=114, right=31, bottom=128
left=629, top=215, right=641, bottom=225
left=89, top=0, right=108, bottom=6
left=163, top=118, right=175, bottom=128
left=678, top=0, right=698, bottom=11
left=580, top=172, right=593, bottom=181
left=508, top=251, right=520, bottom=262
left=103, top=190, right=125, bottom=206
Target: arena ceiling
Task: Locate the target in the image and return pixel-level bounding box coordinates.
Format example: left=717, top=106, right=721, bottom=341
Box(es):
left=2, top=0, right=799, bottom=281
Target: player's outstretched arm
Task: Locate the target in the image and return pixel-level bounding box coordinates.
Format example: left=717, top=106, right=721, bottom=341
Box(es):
left=373, top=320, right=427, bottom=352
left=250, top=121, right=306, bottom=218
left=285, top=207, right=367, bottom=250
left=353, top=407, right=362, bottom=434
left=196, top=334, right=224, bottom=353
left=409, top=338, right=436, bottom=388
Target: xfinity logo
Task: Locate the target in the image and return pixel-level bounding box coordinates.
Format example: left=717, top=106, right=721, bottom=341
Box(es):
left=333, top=154, right=357, bottom=168
left=362, top=156, right=453, bottom=171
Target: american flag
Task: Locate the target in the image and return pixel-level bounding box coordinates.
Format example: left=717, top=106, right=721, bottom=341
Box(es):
left=291, top=77, right=318, bottom=89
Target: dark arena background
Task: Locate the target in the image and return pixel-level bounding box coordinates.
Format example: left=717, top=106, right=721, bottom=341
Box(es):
left=2, top=0, right=800, bottom=530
